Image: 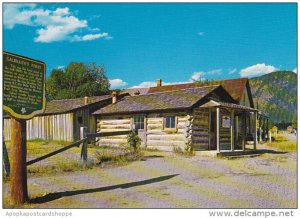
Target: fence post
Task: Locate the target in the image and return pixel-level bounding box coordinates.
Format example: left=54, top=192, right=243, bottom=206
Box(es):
left=80, top=127, right=88, bottom=162
left=3, top=137, right=10, bottom=177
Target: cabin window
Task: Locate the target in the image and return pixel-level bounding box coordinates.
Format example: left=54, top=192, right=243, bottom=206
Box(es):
left=164, top=116, right=176, bottom=129
left=134, top=115, right=145, bottom=130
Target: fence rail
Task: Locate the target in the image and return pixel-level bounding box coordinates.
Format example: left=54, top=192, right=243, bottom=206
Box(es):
left=26, top=130, right=134, bottom=166
left=26, top=138, right=86, bottom=166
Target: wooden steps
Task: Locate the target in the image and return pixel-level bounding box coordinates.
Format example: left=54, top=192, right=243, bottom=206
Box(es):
left=217, top=150, right=262, bottom=158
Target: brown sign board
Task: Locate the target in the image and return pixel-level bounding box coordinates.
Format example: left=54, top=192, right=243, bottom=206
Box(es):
left=3, top=52, right=46, bottom=119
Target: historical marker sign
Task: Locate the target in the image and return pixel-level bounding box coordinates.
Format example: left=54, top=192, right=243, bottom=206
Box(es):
left=3, top=52, right=46, bottom=119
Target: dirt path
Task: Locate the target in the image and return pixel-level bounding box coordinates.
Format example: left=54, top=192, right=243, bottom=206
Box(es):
left=3, top=149, right=297, bottom=208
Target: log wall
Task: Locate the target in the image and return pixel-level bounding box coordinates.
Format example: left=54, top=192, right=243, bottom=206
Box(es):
left=96, top=112, right=190, bottom=150
left=96, top=115, right=132, bottom=146
left=192, top=108, right=209, bottom=150
left=3, top=113, right=74, bottom=142
left=146, top=113, right=189, bottom=150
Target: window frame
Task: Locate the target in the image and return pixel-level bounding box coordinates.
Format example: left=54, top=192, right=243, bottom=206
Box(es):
left=133, top=115, right=145, bottom=130
left=163, top=115, right=177, bottom=131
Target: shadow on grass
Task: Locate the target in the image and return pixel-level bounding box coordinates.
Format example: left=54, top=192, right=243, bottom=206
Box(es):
left=29, top=174, right=179, bottom=204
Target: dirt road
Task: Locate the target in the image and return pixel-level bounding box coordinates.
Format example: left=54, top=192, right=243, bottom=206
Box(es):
left=3, top=147, right=297, bottom=208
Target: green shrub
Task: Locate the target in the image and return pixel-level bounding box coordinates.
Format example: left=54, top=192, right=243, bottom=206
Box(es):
left=127, top=130, right=141, bottom=153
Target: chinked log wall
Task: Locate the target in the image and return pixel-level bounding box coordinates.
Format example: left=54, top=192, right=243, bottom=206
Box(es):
left=97, top=115, right=132, bottom=146
left=146, top=113, right=188, bottom=150
left=192, top=108, right=232, bottom=150
left=3, top=113, right=74, bottom=142
left=192, top=108, right=209, bottom=150
left=96, top=112, right=190, bottom=150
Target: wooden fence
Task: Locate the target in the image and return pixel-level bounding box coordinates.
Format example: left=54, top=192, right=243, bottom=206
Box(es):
left=3, top=113, right=74, bottom=142
left=26, top=130, right=133, bottom=166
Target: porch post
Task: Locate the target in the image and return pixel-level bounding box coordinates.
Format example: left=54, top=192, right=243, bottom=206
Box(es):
left=242, top=112, right=246, bottom=151
left=230, top=110, right=234, bottom=151
left=216, top=107, right=220, bottom=152
left=208, top=108, right=211, bottom=150
left=254, top=111, right=257, bottom=150
left=262, top=118, right=266, bottom=141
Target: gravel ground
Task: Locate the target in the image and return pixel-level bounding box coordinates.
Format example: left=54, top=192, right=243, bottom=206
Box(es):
left=3, top=144, right=297, bottom=208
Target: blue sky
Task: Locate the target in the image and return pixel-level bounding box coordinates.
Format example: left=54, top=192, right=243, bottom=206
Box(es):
left=3, top=3, right=297, bottom=89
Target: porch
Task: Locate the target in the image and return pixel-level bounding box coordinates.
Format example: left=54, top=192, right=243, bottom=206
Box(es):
left=194, top=100, right=259, bottom=154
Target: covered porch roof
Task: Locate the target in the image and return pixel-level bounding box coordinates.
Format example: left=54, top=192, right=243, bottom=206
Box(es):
left=200, top=100, right=259, bottom=112
left=198, top=100, right=259, bottom=153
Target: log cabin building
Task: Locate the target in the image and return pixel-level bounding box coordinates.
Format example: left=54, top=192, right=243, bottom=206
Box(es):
left=3, top=77, right=262, bottom=153
left=3, top=94, right=128, bottom=141
left=93, top=78, right=259, bottom=152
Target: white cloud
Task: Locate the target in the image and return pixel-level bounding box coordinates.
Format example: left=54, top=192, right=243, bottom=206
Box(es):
left=4, top=4, right=109, bottom=43
left=90, top=27, right=100, bottom=32
left=131, top=81, right=189, bottom=88
left=293, top=67, right=297, bottom=74
left=207, top=69, right=222, bottom=75
left=131, top=81, right=157, bottom=88
left=228, top=68, right=237, bottom=74
left=109, top=79, right=128, bottom=89
left=57, top=65, right=65, bottom=69
left=240, top=63, right=278, bottom=77
left=190, top=69, right=222, bottom=81
left=104, top=36, right=113, bottom=40
left=89, top=14, right=101, bottom=21
left=4, top=4, right=42, bottom=28
left=53, top=7, right=70, bottom=16
left=190, top=72, right=205, bottom=81
left=73, top=33, right=110, bottom=41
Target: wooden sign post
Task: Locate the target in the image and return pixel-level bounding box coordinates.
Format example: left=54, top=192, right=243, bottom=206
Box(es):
left=3, top=52, right=46, bottom=205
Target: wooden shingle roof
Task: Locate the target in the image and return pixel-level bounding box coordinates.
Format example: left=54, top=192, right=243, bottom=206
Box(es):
left=148, top=78, right=251, bottom=105
left=93, top=85, right=221, bottom=115
left=120, top=88, right=150, bottom=96
left=42, top=95, right=112, bottom=115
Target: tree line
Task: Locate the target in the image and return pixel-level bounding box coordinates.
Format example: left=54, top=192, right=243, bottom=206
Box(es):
left=46, top=62, right=110, bottom=100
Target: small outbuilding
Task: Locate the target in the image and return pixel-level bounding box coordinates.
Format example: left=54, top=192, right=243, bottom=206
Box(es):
left=3, top=94, right=128, bottom=142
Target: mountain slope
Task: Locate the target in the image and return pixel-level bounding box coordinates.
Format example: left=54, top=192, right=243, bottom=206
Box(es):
left=250, top=71, right=297, bottom=124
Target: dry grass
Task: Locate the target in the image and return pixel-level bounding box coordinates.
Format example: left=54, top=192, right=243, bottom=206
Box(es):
left=5, top=139, right=70, bottom=158
left=95, top=145, right=144, bottom=167
left=27, top=159, right=95, bottom=176
left=267, top=141, right=297, bottom=152
left=267, top=135, right=297, bottom=152
left=4, top=140, right=145, bottom=178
